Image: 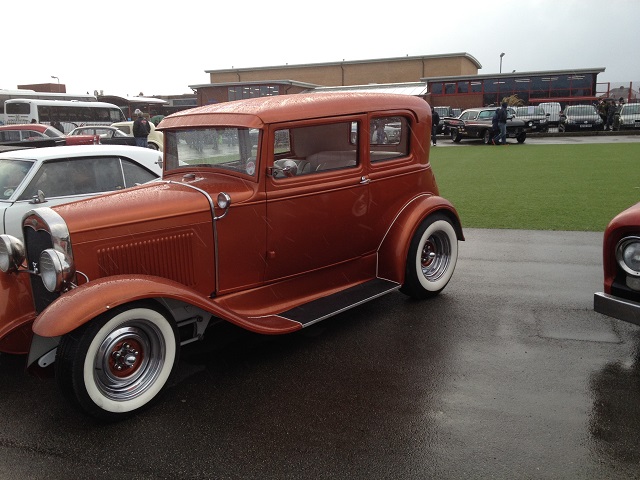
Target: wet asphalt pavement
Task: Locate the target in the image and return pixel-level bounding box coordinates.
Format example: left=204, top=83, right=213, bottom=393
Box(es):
left=1, top=226, right=639, bottom=479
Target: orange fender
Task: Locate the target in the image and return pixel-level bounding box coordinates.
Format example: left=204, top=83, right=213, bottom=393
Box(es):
left=377, top=195, right=463, bottom=284
left=0, top=273, right=37, bottom=354
left=32, top=274, right=301, bottom=338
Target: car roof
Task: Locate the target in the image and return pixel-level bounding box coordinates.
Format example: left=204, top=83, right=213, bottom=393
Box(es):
left=71, top=125, right=119, bottom=130
left=0, top=124, right=48, bottom=132
left=0, top=144, right=160, bottom=163
left=158, top=92, right=430, bottom=130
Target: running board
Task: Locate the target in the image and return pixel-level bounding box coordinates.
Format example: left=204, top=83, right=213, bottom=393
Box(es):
left=278, top=278, right=401, bottom=327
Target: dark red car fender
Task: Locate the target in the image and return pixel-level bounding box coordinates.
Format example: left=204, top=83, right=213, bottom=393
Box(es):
left=376, top=195, right=464, bottom=283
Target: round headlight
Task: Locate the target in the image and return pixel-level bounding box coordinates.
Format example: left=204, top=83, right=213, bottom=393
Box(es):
left=39, top=249, right=73, bottom=292
left=0, top=234, right=25, bottom=273
left=616, top=237, right=640, bottom=276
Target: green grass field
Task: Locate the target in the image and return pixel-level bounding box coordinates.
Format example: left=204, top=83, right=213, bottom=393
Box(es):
left=428, top=142, right=640, bottom=232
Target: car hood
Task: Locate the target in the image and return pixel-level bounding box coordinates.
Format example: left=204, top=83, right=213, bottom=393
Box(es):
left=48, top=172, right=259, bottom=243
left=605, top=201, right=640, bottom=236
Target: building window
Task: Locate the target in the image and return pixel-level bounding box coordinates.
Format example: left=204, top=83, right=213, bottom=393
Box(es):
left=430, top=83, right=443, bottom=95
left=444, top=83, right=456, bottom=94
left=228, top=85, right=280, bottom=101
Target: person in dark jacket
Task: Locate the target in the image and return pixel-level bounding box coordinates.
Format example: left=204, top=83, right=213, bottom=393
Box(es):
left=605, top=100, right=617, bottom=131
left=133, top=109, right=151, bottom=148
left=492, top=102, right=509, bottom=145
left=431, top=107, right=440, bottom=146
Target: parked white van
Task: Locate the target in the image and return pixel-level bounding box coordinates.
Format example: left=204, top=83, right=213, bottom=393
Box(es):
left=538, top=102, right=562, bottom=127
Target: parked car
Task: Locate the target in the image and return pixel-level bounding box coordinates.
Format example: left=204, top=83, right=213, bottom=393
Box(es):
left=112, top=120, right=163, bottom=150
left=0, top=145, right=162, bottom=241
left=514, top=106, right=550, bottom=133
left=0, top=93, right=463, bottom=420
left=0, top=124, right=98, bottom=147
left=445, top=107, right=529, bottom=144
left=451, top=108, right=462, bottom=118
left=594, top=201, right=640, bottom=326
left=617, top=103, right=640, bottom=130
left=559, top=105, right=604, bottom=132
left=538, top=102, right=562, bottom=127
left=68, top=126, right=137, bottom=146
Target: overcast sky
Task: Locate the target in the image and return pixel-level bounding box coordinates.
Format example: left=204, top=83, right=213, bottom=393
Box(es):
left=4, top=0, right=639, bottom=97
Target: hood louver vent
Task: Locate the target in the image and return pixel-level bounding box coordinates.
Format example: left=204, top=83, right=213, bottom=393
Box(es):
left=97, top=233, right=196, bottom=286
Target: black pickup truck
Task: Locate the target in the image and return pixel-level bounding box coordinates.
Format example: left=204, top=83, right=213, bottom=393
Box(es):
left=444, top=107, right=530, bottom=144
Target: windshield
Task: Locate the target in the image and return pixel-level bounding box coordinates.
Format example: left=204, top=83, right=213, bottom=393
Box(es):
left=566, top=106, right=597, bottom=116
left=164, top=128, right=259, bottom=177
left=622, top=104, right=640, bottom=115
left=0, top=158, right=34, bottom=200
left=516, top=106, right=545, bottom=116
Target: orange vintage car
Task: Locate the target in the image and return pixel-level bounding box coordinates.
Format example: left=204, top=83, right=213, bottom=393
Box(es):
left=0, top=92, right=463, bottom=420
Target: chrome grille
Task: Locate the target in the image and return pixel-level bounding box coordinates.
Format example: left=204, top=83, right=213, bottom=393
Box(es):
left=24, top=226, right=59, bottom=312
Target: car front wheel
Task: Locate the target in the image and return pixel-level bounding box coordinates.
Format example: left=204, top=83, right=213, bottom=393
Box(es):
left=482, top=130, right=492, bottom=144
left=400, top=214, right=458, bottom=299
left=450, top=128, right=462, bottom=143
left=55, top=303, right=178, bottom=421
left=516, top=133, right=526, bottom=143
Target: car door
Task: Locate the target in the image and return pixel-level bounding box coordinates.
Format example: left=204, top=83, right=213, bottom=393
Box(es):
left=264, top=118, right=373, bottom=281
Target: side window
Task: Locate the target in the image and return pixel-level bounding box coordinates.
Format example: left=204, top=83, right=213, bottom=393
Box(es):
left=370, top=117, right=402, bottom=146
left=122, top=158, right=158, bottom=186
left=272, top=121, right=357, bottom=178
left=0, top=131, right=21, bottom=142
left=369, top=116, right=409, bottom=163
left=19, top=157, right=119, bottom=200
left=25, top=130, right=46, bottom=139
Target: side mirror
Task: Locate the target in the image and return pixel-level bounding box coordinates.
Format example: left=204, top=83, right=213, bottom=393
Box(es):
left=29, top=190, right=47, bottom=204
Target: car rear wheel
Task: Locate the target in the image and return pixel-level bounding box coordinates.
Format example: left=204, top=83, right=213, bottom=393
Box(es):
left=482, top=130, right=492, bottom=145
left=148, top=143, right=160, bottom=150
left=400, top=214, right=458, bottom=299
left=516, top=133, right=527, bottom=143
left=450, top=128, right=462, bottom=143
left=55, top=303, right=178, bottom=421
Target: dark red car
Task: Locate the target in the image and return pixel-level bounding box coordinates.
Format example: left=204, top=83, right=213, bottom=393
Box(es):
left=594, top=201, right=640, bottom=325
left=0, top=124, right=99, bottom=147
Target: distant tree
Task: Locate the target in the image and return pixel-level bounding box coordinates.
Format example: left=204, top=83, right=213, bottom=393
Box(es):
left=502, top=94, right=525, bottom=107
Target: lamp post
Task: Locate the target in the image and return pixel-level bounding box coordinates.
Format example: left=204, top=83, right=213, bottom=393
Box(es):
left=499, top=53, right=505, bottom=74
left=50, top=75, right=59, bottom=84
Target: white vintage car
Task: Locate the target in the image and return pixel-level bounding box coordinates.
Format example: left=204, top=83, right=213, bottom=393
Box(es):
left=0, top=145, right=162, bottom=240
left=111, top=120, right=164, bottom=151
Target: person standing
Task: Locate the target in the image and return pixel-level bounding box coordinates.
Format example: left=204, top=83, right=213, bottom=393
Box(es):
left=605, top=100, right=617, bottom=131
left=431, top=107, right=440, bottom=146
left=133, top=109, right=151, bottom=148
left=492, top=102, right=509, bottom=145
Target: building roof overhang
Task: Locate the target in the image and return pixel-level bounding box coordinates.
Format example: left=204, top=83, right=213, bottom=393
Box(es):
left=189, top=79, right=321, bottom=90
left=422, top=67, right=606, bottom=83
left=204, top=52, right=482, bottom=75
